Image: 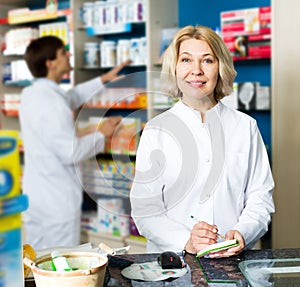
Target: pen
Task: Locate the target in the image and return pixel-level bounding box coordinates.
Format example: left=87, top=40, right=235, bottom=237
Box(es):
left=190, top=215, right=226, bottom=240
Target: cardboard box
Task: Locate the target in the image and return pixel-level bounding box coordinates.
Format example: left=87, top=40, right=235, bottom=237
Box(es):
left=221, top=6, right=271, bottom=36
left=256, top=86, right=270, bottom=110
left=223, top=33, right=271, bottom=60
left=221, top=6, right=271, bottom=61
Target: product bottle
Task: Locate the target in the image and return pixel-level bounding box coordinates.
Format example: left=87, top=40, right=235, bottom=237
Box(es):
left=46, top=0, right=58, bottom=14
left=51, top=251, right=72, bottom=271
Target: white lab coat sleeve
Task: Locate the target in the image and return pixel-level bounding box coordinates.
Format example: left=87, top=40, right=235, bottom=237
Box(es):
left=130, top=126, right=191, bottom=252
left=233, top=120, right=275, bottom=248
left=42, top=95, right=104, bottom=165
left=67, top=77, right=103, bottom=110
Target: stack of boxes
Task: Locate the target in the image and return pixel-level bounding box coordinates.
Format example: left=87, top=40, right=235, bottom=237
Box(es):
left=81, top=159, right=134, bottom=197
left=81, top=158, right=135, bottom=237
left=220, top=6, right=271, bottom=111
left=221, top=6, right=271, bottom=60
left=83, top=116, right=141, bottom=156
left=1, top=94, right=21, bottom=116
left=87, top=88, right=147, bottom=109
left=0, top=130, right=28, bottom=287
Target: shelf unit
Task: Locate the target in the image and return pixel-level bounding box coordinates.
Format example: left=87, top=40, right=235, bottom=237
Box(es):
left=72, top=0, right=178, bottom=120
left=0, top=0, right=179, bottom=127
left=0, top=2, right=72, bottom=130
left=0, top=2, right=20, bottom=130
left=71, top=0, right=178, bottom=252
left=0, top=0, right=178, bottom=253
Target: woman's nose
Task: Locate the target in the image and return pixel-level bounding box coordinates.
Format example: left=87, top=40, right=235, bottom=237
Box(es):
left=191, top=62, right=204, bottom=75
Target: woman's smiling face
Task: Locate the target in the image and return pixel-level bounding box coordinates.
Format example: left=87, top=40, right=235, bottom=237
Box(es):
left=175, top=38, right=219, bottom=103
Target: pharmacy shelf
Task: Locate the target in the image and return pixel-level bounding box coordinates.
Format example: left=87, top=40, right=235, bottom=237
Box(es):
left=3, top=78, right=70, bottom=87
left=0, top=2, right=72, bottom=131
left=80, top=64, right=146, bottom=70
left=72, top=0, right=178, bottom=120
left=4, top=80, right=32, bottom=87
left=86, top=23, right=132, bottom=36
left=84, top=191, right=129, bottom=199
left=0, top=8, right=70, bottom=25
left=7, top=8, right=71, bottom=24
left=1, top=110, right=19, bottom=117
left=96, top=153, right=136, bottom=160
left=73, top=0, right=178, bottom=246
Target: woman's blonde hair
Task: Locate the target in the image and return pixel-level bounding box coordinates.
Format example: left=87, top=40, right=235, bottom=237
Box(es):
left=161, top=25, right=236, bottom=101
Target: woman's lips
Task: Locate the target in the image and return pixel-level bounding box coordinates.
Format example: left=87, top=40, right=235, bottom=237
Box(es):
left=188, top=81, right=206, bottom=88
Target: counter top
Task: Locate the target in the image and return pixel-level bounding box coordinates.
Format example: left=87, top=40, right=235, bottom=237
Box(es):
left=105, top=248, right=300, bottom=286
left=25, top=248, right=300, bottom=287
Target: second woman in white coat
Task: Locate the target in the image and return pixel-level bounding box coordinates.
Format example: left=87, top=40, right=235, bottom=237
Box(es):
left=20, top=36, right=128, bottom=249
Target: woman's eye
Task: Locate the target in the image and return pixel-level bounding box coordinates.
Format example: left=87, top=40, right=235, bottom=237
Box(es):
left=203, top=58, right=213, bottom=64
left=181, top=58, right=190, bottom=63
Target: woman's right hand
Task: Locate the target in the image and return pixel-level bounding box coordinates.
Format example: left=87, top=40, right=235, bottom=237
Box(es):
left=184, top=221, right=219, bottom=254
left=98, top=116, right=122, bottom=138
left=77, top=116, right=122, bottom=138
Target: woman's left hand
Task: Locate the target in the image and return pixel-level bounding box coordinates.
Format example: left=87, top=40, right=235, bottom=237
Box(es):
left=209, top=230, right=245, bottom=258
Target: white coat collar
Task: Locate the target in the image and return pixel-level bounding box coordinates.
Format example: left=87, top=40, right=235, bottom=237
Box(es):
left=34, top=78, right=68, bottom=99
left=171, top=99, right=224, bottom=123
left=34, top=78, right=57, bottom=87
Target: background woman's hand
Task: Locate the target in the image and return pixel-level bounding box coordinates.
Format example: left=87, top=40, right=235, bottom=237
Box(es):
left=98, top=116, right=122, bottom=138
left=100, top=60, right=131, bottom=83
left=77, top=116, right=122, bottom=138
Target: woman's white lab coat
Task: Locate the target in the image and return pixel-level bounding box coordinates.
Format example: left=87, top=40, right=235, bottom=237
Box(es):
left=130, top=101, right=275, bottom=253
left=20, top=78, right=105, bottom=249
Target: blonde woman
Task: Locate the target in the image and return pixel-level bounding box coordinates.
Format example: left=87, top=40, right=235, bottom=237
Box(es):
left=130, top=25, right=274, bottom=257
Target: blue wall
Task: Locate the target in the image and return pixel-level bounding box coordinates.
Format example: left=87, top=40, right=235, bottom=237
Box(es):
left=178, top=0, right=272, bottom=155
left=178, top=1, right=270, bottom=31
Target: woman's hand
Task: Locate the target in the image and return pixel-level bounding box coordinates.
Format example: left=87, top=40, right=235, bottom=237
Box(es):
left=97, top=116, right=122, bottom=138
left=209, top=229, right=245, bottom=258
left=100, top=60, right=131, bottom=83
left=76, top=116, right=122, bottom=138
left=184, top=221, right=219, bottom=254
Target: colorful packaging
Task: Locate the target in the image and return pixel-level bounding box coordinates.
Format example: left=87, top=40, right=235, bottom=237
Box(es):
left=0, top=130, right=21, bottom=200
left=221, top=6, right=271, bottom=60
left=0, top=130, right=28, bottom=287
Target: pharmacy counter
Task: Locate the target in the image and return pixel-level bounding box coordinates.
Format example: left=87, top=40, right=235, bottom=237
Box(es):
left=25, top=248, right=300, bottom=287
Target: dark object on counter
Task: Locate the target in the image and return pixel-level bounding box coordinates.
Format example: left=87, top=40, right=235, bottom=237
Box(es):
left=158, top=251, right=184, bottom=269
